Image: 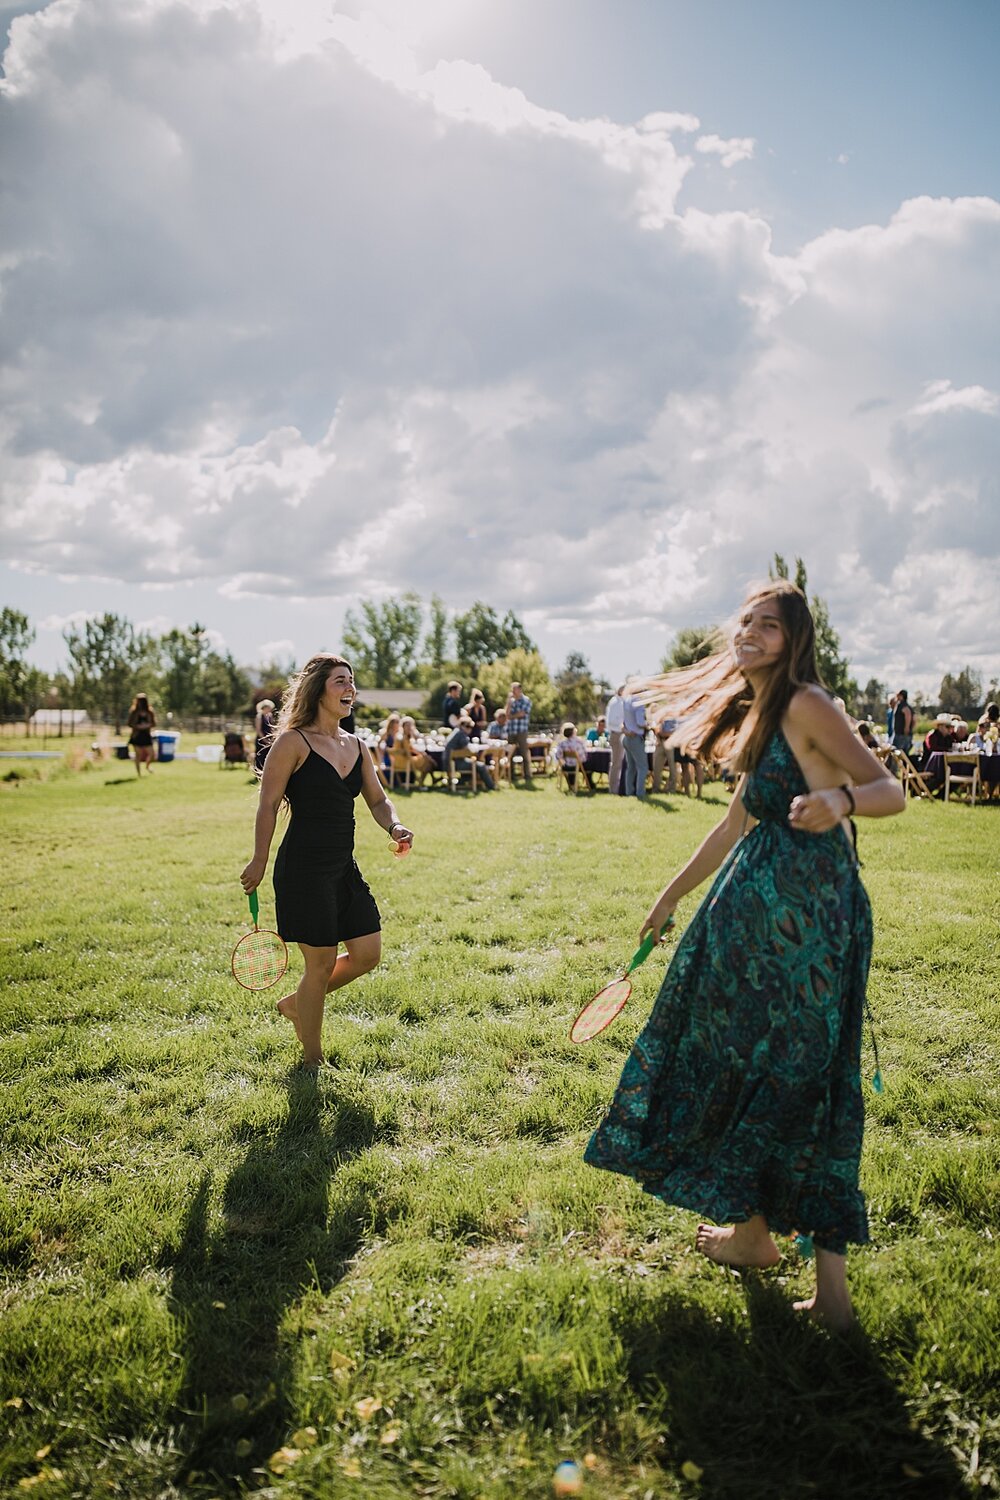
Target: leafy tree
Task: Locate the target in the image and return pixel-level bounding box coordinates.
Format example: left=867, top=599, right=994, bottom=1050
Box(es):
left=0, top=606, right=36, bottom=716
left=425, top=594, right=450, bottom=671
left=476, top=648, right=558, bottom=724
left=452, top=602, right=536, bottom=676
left=857, top=678, right=888, bottom=725
left=769, top=554, right=857, bottom=703
left=195, top=652, right=253, bottom=716
left=938, top=667, right=983, bottom=720
left=661, top=625, right=720, bottom=671
left=159, top=624, right=209, bottom=716
left=554, top=652, right=601, bottom=725
left=63, top=613, right=149, bottom=731
left=342, top=594, right=423, bottom=688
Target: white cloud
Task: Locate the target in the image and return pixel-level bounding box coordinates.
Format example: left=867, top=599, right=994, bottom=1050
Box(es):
left=0, top=0, right=998, bottom=698
left=695, top=133, right=756, bottom=168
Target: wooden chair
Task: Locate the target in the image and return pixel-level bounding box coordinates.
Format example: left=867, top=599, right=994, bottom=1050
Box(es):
left=386, top=745, right=413, bottom=791
left=944, top=753, right=980, bottom=805
left=446, top=746, right=479, bottom=793
left=897, top=750, right=933, bottom=800
left=555, top=755, right=580, bottom=794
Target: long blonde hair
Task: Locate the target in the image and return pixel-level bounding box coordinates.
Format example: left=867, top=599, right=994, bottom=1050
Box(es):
left=633, top=580, right=825, bottom=771
left=275, top=654, right=354, bottom=735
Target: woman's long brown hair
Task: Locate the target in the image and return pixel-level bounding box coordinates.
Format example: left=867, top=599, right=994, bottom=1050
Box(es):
left=275, top=654, right=354, bottom=735
left=633, top=580, right=825, bottom=771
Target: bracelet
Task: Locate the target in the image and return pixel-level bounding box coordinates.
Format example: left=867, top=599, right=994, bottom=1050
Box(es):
left=839, top=784, right=856, bottom=816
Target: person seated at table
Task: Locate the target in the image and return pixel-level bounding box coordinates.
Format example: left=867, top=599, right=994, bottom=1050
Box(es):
left=486, top=707, right=508, bottom=739
left=399, top=716, right=438, bottom=786
left=951, top=718, right=970, bottom=747
left=973, top=716, right=995, bottom=751
left=924, top=713, right=955, bottom=758
left=464, top=689, right=488, bottom=740
left=377, top=713, right=402, bottom=772
left=585, top=716, right=607, bottom=744
left=444, top=715, right=495, bottom=790
left=553, top=722, right=595, bottom=791
left=856, top=721, right=878, bottom=749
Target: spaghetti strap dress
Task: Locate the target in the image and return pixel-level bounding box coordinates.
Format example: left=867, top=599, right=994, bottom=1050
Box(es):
left=272, top=730, right=381, bottom=948
left=585, top=728, right=872, bottom=1255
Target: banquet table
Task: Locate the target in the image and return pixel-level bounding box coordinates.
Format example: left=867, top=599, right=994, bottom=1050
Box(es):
left=584, top=748, right=654, bottom=777
left=922, top=751, right=1000, bottom=793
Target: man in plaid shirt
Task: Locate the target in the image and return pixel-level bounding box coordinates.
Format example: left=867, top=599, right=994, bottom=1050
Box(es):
left=506, top=681, right=533, bottom=783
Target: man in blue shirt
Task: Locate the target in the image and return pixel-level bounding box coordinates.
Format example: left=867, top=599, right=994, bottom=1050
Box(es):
left=506, top=681, right=533, bottom=783
left=621, top=691, right=648, bottom=800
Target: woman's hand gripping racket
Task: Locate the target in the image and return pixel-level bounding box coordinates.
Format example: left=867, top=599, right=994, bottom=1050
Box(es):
left=569, top=917, right=675, bottom=1043
left=232, top=890, right=288, bottom=991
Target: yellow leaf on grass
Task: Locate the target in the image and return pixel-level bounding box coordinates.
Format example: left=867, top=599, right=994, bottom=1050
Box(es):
left=267, top=1447, right=302, bottom=1475
left=338, top=1456, right=362, bottom=1477
left=380, top=1426, right=402, bottom=1446
left=34, top=1447, right=51, bottom=1461
left=5, top=1398, right=24, bottom=1410
left=583, top=1452, right=598, bottom=1470
left=354, top=1397, right=382, bottom=1422
left=291, top=1427, right=318, bottom=1449
left=681, top=1460, right=704, bottom=1481
left=329, top=1349, right=354, bottom=1371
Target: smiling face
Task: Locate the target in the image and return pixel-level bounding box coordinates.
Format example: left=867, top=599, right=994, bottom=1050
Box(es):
left=322, top=664, right=356, bottom=720
left=733, top=598, right=787, bottom=677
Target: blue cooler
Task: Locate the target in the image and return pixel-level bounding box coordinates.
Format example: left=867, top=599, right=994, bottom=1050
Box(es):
left=154, top=732, right=180, bottom=762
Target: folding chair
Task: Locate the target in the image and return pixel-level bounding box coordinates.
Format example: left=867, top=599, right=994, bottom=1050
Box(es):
left=446, top=746, right=479, bottom=792
left=386, top=745, right=413, bottom=791
left=897, top=750, right=933, bottom=800
left=555, top=756, right=580, bottom=794
left=944, top=753, right=980, bottom=805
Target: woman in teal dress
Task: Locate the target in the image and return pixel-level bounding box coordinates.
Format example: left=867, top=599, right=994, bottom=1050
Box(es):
left=585, top=581, right=905, bottom=1329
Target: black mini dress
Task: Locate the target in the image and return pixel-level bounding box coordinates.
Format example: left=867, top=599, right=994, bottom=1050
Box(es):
left=273, top=730, right=381, bottom=947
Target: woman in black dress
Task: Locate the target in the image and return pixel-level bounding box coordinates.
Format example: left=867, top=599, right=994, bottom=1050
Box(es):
left=127, top=693, right=156, bottom=776
left=240, top=654, right=413, bottom=1070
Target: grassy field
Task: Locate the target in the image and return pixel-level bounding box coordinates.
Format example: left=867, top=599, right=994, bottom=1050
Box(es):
left=1, top=753, right=998, bottom=1499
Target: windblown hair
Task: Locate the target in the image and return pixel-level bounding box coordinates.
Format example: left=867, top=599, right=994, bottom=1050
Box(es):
left=275, top=654, right=354, bottom=735
left=632, top=580, right=825, bottom=771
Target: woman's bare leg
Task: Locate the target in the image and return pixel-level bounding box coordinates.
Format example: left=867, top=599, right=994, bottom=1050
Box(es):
left=794, top=1248, right=855, bottom=1330
left=325, top=932, right=381, bottom=993
left=695, top=1215, right=781, bottom=1268
left=287, top=943, right=338, bottom=1067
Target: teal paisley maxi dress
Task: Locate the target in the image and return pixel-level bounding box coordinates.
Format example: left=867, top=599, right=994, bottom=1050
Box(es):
left=585, top=729, right=872, bottom=1254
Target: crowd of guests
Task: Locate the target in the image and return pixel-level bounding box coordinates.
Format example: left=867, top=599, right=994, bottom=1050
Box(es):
left=851, top=692, right=999, bottom=799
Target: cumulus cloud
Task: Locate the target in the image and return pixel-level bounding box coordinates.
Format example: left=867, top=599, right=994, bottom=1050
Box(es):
left=1, top=0, right=998, bottom=694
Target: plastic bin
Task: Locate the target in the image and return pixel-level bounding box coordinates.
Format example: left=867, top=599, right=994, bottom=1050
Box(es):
left=154, top=732, right=180, bottom=762
left=114, top=744, right=130, bottom=760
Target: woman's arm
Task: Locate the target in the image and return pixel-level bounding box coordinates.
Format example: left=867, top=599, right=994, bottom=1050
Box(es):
left=240, top=732, right=301, bottom=893
left=359, top=739, right=413, bottom=843
left=640, top=778, right=754, bottom=942
left=785, top=687, right=905, bottom=834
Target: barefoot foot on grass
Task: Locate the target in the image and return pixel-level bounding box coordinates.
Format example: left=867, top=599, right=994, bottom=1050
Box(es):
left=792, top=1293, right=855, bottom=1332
left=695, top=1223, right=782, bottom=1269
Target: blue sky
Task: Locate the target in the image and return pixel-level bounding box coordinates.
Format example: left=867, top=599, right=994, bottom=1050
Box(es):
left=1, top=0, right=998, bottom=696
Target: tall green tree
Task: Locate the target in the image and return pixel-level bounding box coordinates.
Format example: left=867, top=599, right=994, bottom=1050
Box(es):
left=425, top=594, right=450, bottom=671
left=477, top=648, right=558, bottom=723
left=63, top=613, right=148, bottom=730
left=769, top=554, right=857, bottom=703
left=661, top=625, right=720, bottom=671
left=452, top=602, right=536, bottom=676
left=159, top=624, right=210, bottom=716
left=554, top=652, right=601, bottom=724
left=0, top=606, right=36, bottom=716
left=938, top=667, right=983, bottom=719
left=342, top=594, right=423, bottom=688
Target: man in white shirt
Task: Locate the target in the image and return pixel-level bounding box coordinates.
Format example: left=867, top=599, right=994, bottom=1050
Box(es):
left=605, top=685, right=626, bottom=794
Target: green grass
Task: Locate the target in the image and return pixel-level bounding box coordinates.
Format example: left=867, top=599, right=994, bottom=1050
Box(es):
left=1, top=761, right=998, bottom=1499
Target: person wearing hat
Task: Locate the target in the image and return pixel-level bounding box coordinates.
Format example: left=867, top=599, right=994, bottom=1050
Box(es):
left=925, top=712, right=956, bottom=758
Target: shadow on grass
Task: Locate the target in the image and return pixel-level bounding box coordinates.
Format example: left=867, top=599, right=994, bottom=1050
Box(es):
left=164, top=1072, right=380, bottom=1490
left=619, top=1276, right=966, bottom=1500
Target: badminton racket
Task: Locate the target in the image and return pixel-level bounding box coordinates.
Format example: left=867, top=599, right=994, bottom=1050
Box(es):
left=569, top=916, right=674, bottom=1043
left=232, top=890, right=288, bottom=991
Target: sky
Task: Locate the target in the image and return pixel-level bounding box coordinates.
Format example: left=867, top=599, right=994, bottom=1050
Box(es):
left=1, top=0, right=998, bottom=696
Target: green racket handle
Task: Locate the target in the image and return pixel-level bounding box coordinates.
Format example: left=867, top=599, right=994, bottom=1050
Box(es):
left=625, top=917, right=674, bottom=975
left=248, top=890, right=259, bottom=927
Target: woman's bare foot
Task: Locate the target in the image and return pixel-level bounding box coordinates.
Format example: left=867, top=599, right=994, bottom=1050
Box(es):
left=276, top=993, right=301, bottom=1039
left=695, top=1219, right=782, bottom=1269
left=792, top=1292, right=855, bottom=1332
